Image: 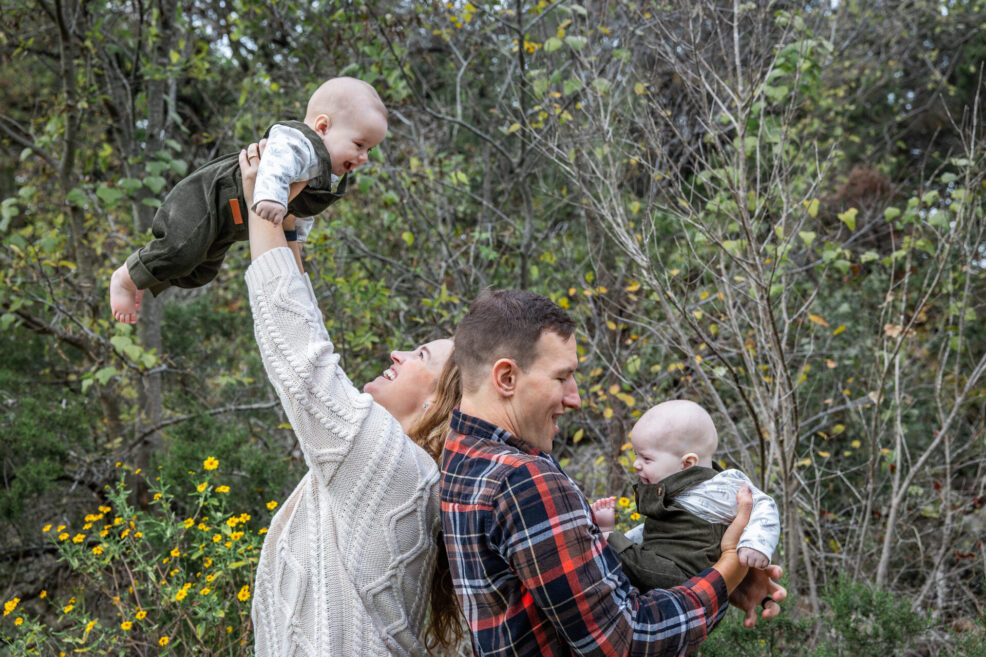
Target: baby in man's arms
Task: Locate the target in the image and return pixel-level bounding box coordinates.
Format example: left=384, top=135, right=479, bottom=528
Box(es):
left=592, top=399, right=780, bottom=590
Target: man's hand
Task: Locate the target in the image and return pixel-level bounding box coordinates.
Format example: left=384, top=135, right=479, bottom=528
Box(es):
left=729, top=564, right=786, bottom=628
left=590, top=497, right=616, bottom=534
left=254, top=200, right=287, bottom=225
left=738, top=547, right=770, bottom=569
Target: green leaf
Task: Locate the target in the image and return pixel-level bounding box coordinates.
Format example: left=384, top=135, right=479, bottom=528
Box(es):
left=401, top=231, right=414, bottom=246
left=765, top=84, right=788, bottom=103
left=66, top=188, right=89, bottom=207
left=96, top=185, right=124, bottom=207
left=564, top=36, right=587, bottom=51
left=883, top=206, right=900, bottom=221
left=94, top=367, right=118, bottom=385
left=807, top=198, right=819, bottom=218
left=591, top=77, right=611, bottom=94
left=921, top=189, right=939, bottom=206
left=613, top=48, right=631, bottom=62
left=941, top=172, right=958, bottom=183
left=118, top=178, right=143, bottom=194
left=799, top=231, right=816, bottom=247
left=860, top=250, right=880, bottom=263
left=563, top=78, right=583, bottom=95
left=544, top=37, right=563, bottom=53
left=144, top=176, right=167, bottom=194
left=837, top=207, right=857, bottom=231
left=0, top=313, right=16, bottom=330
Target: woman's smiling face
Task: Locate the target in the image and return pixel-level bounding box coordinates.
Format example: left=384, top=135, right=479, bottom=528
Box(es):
left=363, top=339, right=455, bottom=427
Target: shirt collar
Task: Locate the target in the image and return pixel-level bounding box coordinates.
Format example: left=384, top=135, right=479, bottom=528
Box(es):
left=451, top=409, right=542, bottom=456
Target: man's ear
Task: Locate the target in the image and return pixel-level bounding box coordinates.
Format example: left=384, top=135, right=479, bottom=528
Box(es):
left=681, top=452, right=699, bottom=470
left=490, top=358, right=519, bottom=398
left=312, top=114, right=331, bottom=134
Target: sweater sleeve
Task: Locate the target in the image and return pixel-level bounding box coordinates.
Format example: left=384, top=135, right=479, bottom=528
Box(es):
left=675, top=469, right=781, bottom=560
left=244, top=246, right=387, bottom=488
left=252, top=124, right=319, bottom=210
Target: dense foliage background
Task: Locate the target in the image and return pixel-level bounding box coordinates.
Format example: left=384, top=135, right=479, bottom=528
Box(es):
left=1, top=0, right=984, bottom=654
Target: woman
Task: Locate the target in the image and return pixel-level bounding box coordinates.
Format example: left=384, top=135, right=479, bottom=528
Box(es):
left=238, top=142, right=462, bottom=656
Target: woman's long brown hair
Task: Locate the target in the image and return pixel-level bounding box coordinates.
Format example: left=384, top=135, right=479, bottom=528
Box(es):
left=407, top=357, right=466, bottom=652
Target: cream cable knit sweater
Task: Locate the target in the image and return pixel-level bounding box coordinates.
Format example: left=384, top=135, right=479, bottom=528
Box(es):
left=245, top=247, right=441, bottom=657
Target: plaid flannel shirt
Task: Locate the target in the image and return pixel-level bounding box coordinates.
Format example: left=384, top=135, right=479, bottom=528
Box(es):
left=440, top=410, right=728, bottom=657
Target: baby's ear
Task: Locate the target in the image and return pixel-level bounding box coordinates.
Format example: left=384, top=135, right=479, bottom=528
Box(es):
left=680, top=452, right=699, bottom=470
left=313, top=114, right=331, bottom=134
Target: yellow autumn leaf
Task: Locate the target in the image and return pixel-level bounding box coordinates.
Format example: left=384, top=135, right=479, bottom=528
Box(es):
left=833, top=324, right=846, bottom=335
left=808, top=314, right=830, bottom=327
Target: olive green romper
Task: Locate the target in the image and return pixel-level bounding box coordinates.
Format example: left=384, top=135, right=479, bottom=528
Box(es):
left=125, top=121, right=348, bottom=295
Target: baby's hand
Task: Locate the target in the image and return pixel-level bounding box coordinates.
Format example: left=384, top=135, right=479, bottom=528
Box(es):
left=591, top=497, right=617, bottom=534
left=738, top=547, right=770, bottom=569
left=255, top=200, right=287, bottom=225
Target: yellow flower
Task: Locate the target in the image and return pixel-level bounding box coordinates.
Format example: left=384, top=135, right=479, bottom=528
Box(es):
left=258, top=528, right=268, bottom=535
left=199, top=587, right=211, bottom=596
left=215, top=485, right=230, bottom=494
left=84, top=619, right=97, bottom=634
left=3, top=597, right=19, bottom=616
left=153, top=493, right=162, bottom=501
left=113, top=517, right=122, bottom=526
left=197, top=482, right=208, bottom=493
left=63, top=604, right=74, bottom=614
left=237, top=585, right=251, bottom=602
left=98, top=505, right=111, bottom=514
left=92, top=545, right=103, bottom=555
left=121, top=529, right=130, bottom=538
left=121, top=621, right=132, bottom=631
left=266, top=500, right=278, bottom=510
left=630, top=512, right=641, bottom=521
left=134, top=532, right=143, bottom=538
left=159, top=636, right=170, bottom=646
left=42, top=524, right=51, bottom=533
left=57, top=524, right=65, bottom=532
left=72, top=533, right=85, bottom=543
left=183, top=518, right=194, bottom=528
left=174, top=589, right=187, bottom=602
left=134, top=468, right=141, bottom=475
left=213, top=534, right=222, bottom=543
left=39, top=591, right=46, bottom=599
left=136, top=610, right=147, bottom=620
left=170, top=548, right=180, bottom=558
left=14, top=617, right=22, bottom=626
left=203, top=457, right=219, bottom=471
left=226, top=517, right=239, bottom=528
left=197, top=522, right=209, bottom=531
left=203, top=557, right=213, bottom=567
left=206, top=574, right=216, bottom=582
left=225, top=541, right=233, bottom=549
left=226, top=625, right=233, bottom=634
left=231, top=531, right=243, bottom=541
left=618, top=497, right=631, bottom=507
left=100, top=529, right=109, bottom=537
left=239, top=513, right=251, bottom=522
left=58, top=532, right=70, bottom=541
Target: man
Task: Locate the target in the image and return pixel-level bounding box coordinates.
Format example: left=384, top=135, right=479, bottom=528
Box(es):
left=441, top=289, right=784, bottom=656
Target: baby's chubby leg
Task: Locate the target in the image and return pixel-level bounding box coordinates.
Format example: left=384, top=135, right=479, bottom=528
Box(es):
left=110, top=264, right=144, bottom=324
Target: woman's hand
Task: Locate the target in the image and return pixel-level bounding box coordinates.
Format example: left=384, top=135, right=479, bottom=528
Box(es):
left=240, top=140, right=266, bottom=206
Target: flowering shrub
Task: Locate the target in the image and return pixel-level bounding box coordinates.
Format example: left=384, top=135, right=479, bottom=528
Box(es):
left=1, top=459, right=277, bottom=656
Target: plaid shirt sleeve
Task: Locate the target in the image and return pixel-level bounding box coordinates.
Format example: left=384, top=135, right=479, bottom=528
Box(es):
left=489, top=461, right=727, bottom=657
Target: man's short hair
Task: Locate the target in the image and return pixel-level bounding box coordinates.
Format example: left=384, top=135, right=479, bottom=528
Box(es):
left=454, top=289, right=575, bottom=393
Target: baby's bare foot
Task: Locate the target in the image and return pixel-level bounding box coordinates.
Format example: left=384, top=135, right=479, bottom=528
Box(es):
left=110, top=265, right=142, bottom=324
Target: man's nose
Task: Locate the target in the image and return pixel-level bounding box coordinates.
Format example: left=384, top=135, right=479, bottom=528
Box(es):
left=563, top=379, right=581, bottom=410
left=391, top=350, right=405, bottom=364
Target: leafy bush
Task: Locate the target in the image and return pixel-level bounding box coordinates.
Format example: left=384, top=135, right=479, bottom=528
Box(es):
left=1, top=460, right=277, bottom=656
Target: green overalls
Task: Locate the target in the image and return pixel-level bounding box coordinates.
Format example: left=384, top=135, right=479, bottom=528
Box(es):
left=125, top=121, right=348, bottom=295
left=606, top=465, right=727, bottom=591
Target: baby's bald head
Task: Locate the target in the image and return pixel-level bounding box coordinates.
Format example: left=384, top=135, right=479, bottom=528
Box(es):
left=633, top=400, right=718, bottom=466
left=306, top=76, right=387, bottom=126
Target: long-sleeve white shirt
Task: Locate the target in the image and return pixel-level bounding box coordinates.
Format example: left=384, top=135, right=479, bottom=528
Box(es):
left=245, top=247, right=441, bottom=656
left=252, top=124, right=338, bottom=213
